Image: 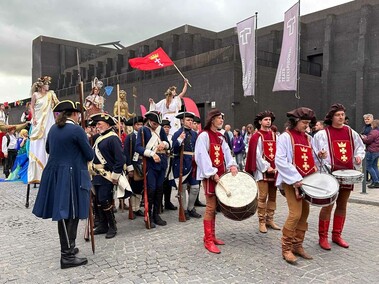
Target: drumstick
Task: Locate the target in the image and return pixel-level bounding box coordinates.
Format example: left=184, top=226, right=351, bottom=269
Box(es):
left=218, top=180, right=232, bottom=197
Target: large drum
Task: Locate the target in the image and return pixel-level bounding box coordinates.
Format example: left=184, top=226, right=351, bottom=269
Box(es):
left=215, top=171, right=258, bottom=221
left=301, top=172, right=340, bottom=207
left=332, top=169, right=364, bottom=185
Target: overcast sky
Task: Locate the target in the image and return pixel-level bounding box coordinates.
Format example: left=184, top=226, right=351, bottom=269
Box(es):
left=0, top=0, right=352, bottom=103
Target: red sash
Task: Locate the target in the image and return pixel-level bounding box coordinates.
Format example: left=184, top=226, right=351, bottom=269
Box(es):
left=204, top=130, right=225, bottom=196
left=287, top=129, right=317, bottom=177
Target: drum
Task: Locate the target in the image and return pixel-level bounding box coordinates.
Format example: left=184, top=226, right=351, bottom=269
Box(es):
left=301, top=172, right=340, bottom=207
left=332, top=169, right=364, bottom=185
left=215, top=171, right=258, bottom=221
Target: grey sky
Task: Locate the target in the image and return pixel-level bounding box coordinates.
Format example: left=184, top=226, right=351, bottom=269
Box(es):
left=0, top=0, right=351, bottom=103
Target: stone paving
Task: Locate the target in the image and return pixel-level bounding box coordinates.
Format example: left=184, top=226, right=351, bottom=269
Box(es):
left=1, top=180, right=379, bottom=284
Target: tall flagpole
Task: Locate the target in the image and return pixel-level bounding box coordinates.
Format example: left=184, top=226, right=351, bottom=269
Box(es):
left=254, top=12, right=258, bottom=104
left=295, top=0, right=301, bottom=101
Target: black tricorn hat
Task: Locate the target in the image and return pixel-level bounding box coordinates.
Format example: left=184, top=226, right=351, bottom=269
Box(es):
left=193, top=116, right=201, bottom=124
left=161, top=119, right=171, bottom=127
left=114, top=115, right=128, bottom=124
left=53, top=100, right=83, bottom=113
left=145, top=111, right=162, bottom=124
left=254, top=111, right=275, bottom=129
left=176, top=111, right=195, bottom=120
left=89, top=113, right=117, bottom=126
left=287, top=107, right=316, bottom=124
left=125, top=116, right=144, bottom=126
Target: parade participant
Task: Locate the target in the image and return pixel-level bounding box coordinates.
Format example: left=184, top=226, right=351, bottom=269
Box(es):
left=195, top=109, right=238, bottom=254
left=28, top=76, right=59, bottom=184
left=161, top=119, right=177, bottom=210
left=135, top=110, right=170, bottom=228
left=172, top=112, right=201, bottom=220
left=90, top=113, right=125, bottom=239
left=5, top=129, right=29, bottom=183
left=275, top=107, right=321, bottom=264
left=85, top=78, right=104, bottom=119
left=124, top=116, right=145, bottom=219
left=0, top=103, right=8, bottom=125
left=149, top=79, right=188, bottom=136
left=313, top=104, right=365, bottom=250
left=1, top=126, right=17, bottom=178
left=245, top=111, right=280, bottom=233
left=192, top=115, right=206, bottom=208
left=114, top=115, right=128, bottom=147
left=32, top=100, right=93, bottom=269
left=113, top=90, right=136, bottom=120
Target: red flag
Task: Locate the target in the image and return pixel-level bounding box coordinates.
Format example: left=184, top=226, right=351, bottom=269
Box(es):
left=129, top=48, right=174, bottom=71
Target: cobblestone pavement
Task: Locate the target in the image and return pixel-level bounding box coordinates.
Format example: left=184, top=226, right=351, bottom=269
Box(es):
left=1, top=181, right=379, bottom=284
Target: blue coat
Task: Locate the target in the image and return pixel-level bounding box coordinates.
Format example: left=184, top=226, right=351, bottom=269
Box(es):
left=32, top=122, right=93, bottom=221
left=172, top=127, right=197, bottom=178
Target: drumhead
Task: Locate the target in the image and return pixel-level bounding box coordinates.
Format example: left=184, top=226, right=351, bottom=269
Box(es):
left=332, top=169, right=363, bottom=177
left=215, top=171, right=257, bottom=207
left=302, top=173, right=339, bottom=198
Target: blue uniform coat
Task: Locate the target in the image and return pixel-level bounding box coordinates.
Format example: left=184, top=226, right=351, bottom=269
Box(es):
left=32, top=122, right=93, bottom=221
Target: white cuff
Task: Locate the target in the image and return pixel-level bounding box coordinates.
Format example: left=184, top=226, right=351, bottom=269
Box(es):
left=111, top=172, right=121, bottom=180
left=126, top=165, right=134, bottom=172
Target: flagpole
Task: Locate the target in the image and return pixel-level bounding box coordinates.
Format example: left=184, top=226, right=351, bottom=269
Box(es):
left=117, top=84, right=121, bottom=138
left=173, top=64, right=192, bottom=87
left=254, top=12, right=258, bottom=104
left=295, top=0, right=301, bottom=101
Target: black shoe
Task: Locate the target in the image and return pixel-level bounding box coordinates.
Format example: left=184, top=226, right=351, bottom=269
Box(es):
left=189, top=208, right=202, bottom=218
left=368, top=182, right=379, bottom=188
left=184, top=211, right=191, bottom=220
left=73, top=247, right=79, bottom=255
left=60, top=251, right=88, bottom=269
left=165, top=202, right=178, bottom=210
left=194, top=200, right=206, bottom=207
left=153, top=215, right=167, bottom=226
left=105, top=227, right=117, bottom=239
left=134, top=210, right=144, bottom=217
left=94, top=224, right=108, bottom=235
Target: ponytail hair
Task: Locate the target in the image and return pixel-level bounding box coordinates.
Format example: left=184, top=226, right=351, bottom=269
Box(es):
left=56, top=111, right=74, bottom=128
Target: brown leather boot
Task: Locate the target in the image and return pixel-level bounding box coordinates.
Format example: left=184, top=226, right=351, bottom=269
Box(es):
left=266, top=209, right=281, bottom=230
left=292, top=229, right=313, bottom=259
left=318, top=219, right=331, bottom=250
left=282, top=227, right=297, bottom=264
left=259, top=222, right=268, bottom=233
left=258, top=207, right=267, bottom=233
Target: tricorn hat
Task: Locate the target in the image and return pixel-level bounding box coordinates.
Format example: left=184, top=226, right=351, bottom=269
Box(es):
left=89, top=113, right=117, bottom=126
left=125, top=116, right=144, bottom=126
left=193, top=116, right=201, bottom=124
left=161, top=119, right=171, bottom=127
left=286, top=107, right=316, bottom=124
left=324, top=103, right=346, bottom=125
left=144, top=110, right=162, bottom=124
left=204, top=109, right=224, bottom=130
left=176, top=111, right=195, bottom=120
left=53, top=100, right=83, bottom=113
left=254, top=111, right=275, bottom=129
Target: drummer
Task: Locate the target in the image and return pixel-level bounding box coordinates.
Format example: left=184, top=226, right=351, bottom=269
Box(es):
left=194, top=109, right=238, bottom=254
left=245, top=111, right=281, bottom=233
left=313, top=103, right=365, bottom=250
left=275, top=107, right=323, bottom=264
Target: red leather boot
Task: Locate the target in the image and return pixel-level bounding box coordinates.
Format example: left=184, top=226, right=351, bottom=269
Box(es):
left=332, top=215, right=349, bottom=248
left=212, top=219, right=225, bottom=245
left=318, top=219, right=331, bottom=250
left=204, top=220, right=221, bottom=254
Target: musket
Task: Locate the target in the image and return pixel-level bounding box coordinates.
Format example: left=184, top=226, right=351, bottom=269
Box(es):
left=177, top=143, right=186, bottom=222
left=141, top=130, right=151, bottom=229
left=77, top=48, right=95, bottom=253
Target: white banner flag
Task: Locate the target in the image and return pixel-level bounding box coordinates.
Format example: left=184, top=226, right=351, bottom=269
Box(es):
left=273, top=2, right=300, bottom=92
left=237, top=16, right=256, bottom=97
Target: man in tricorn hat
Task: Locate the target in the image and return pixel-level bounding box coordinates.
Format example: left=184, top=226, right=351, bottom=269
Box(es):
left=135, top=110, right=170, bottom=228
left=195, top=109, right=238, bottom=254
left=90, top=113, right=125, bottom=239
left=275, top=107, right=324, bottom=264
left=32, top=100, right=93, bottom=269
left=245, top=111, right=281, bottom=233
left=124, top=116, right=145, bottom=219
left=172, top=111, right=201, bottom=220
left=313, top=103, right=365, bottom=251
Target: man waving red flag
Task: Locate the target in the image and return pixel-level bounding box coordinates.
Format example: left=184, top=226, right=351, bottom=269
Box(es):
left=129, top=48, right=174, bottom=71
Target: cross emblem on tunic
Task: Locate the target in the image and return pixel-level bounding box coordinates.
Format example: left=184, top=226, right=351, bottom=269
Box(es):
left=269, top=153, right=275, bottom=159
left=340, top=148, right=347, bottom=154
left=341, top=155, right=348, bottom=162
left=214, top=157, right=220, bottom=165
left=303, top=162, right=310, bottom=171
left=301, top=153, right=308, bottom=161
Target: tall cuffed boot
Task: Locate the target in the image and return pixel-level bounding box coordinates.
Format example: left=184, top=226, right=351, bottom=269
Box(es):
left=282, top=227, right=297, bottom=264
left=154, top=187, right=167, bottom=226
left=292, top=229, right=313, bottom=259
left=94, top=206, right=108, bottom=235
left=103, top=204, right=117, bottom=239
left=67, top=218, right=80, bottom=255
left=164, top=184, right=177, bottom=210
left=318, top=219, right=331, bottom=250
left=148, top=191, right=156, bottom=229
left=332, top=215, right=349, bottom=248
left=58, top=220, right=88, bottom=269
left=211, top=218, right=225, bottom=245
left=266, top=209, right=281, bottom=230
left=257, top=207, right=267, bottom=233
left=203, top=220, right=220, bottom=254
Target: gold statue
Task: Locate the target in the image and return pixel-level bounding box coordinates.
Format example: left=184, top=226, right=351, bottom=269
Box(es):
left=113, top=90, right=135, bottom=119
